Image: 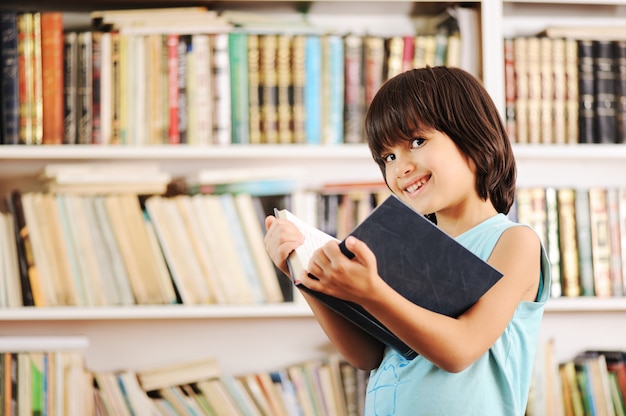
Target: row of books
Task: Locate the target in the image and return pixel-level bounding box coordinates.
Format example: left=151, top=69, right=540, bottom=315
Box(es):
left=0, top=8, right=466, bottom=147
left=504, top=35, right=626, bottom=145
left=0, top=350, right=90, bottom=415
left=527, top=341, right=626, bottom=416
left=0, top=190, right=293, bottom=308
left=512, top=187, right=626, bottom=300
left=2, top=182, right=626, bottom=308
left=0, top=350, right=367, bottom=416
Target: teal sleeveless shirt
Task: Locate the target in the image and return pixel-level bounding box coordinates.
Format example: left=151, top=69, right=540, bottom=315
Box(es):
left=364, top=214, right=551, bottom=416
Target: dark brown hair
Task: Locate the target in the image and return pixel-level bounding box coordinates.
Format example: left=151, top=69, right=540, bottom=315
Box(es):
left=365, top=66, right=516, bottom=214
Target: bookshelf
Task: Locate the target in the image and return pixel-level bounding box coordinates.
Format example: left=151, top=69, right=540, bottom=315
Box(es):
left=0, top=0, right=625, bottom=390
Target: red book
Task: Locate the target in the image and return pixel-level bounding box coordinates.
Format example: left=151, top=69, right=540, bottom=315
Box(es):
left=41, top=12, right=64, bottom=144
left=167, top=33, right=179, bottom=144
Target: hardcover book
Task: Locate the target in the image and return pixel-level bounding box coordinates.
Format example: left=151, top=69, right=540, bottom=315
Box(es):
left=275, top=194, right=504, bottom=359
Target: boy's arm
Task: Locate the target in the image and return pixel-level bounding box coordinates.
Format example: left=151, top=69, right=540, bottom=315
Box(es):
left=264, top=215, right=385, bottom=370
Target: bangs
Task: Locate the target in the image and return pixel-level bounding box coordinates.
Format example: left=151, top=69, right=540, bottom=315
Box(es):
left=365, top=71, right=439, bottom=163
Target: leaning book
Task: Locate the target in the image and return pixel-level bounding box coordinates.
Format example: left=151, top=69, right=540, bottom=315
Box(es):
left=274, top=194, right=504, bottom=360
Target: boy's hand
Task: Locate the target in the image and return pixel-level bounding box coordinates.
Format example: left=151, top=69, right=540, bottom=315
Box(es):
left=302, top=236, right=380, bottom=304
left=264, top=215, right=304, bottom=278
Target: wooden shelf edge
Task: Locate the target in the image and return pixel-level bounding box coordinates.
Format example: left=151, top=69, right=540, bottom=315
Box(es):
left=0, top=303, right=315, bottom=321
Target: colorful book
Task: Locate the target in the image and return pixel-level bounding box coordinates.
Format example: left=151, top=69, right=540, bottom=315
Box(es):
left=275, top=194, right=503, bottom=359
left=321, top=34, right=344, bottom=145
left=304, top=35, right=322, bottom=144
left=228, top=31, right=249, bottom=144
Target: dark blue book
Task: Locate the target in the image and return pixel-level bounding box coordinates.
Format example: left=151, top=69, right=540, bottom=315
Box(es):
left=276, top=194, right=504, bottom=360
left=1, top=11, right=19, bottom=144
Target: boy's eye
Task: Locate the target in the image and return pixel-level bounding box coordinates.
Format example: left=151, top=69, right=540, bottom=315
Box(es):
left=411, top=138, right=425, bottom=148
left=383, top=153, right=396, bottom=163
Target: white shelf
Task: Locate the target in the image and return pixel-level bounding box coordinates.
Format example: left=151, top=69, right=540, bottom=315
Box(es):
left=545, top=297, right=626, bottom=313
left=0, top=303, right=314, bottom=320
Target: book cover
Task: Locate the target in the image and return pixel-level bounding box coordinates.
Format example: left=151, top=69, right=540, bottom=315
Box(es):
left=276, top=194, right=503, bottom=359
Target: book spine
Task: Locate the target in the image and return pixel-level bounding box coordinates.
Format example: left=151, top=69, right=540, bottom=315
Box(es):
left=545, top=187, right=562, bottom=298
left=525, top=37, right=541, bottom=144
left=91, top=31, right=103, bottom=144
left=539, top=37, right=554, bottom=144
left=578, top=40, right=596, bottom=144
left=606, top=188, right=624, bottom=296
left=557, top=188, right=581, bottom=297
left=384, top=36, right=403, bottom=81
left=177, top=35, right=190, bottom=144
left=212, top=32, right=231, bottom=145
left=564, top=39, right=579, bottom=144
left=614, top=40, right=626, bottom=144
left=343, top=34, right=364, bottom=144
left=259, top=34, right=279, bottom=144
left=110, top=31, right=122, bottom=144
left=513, top=37, right=529, bottom=144
left=575, top=188, right=595, bottom=296
left=401, top=35, right=414, bottom=72
left=228, top=31, right=249, bottom=144
left=593, top=40, right=617, bottom=144
left=1, top=11, right=19, bottom=144
left=322, top=34, right=344, bottom=145
left=17, top=12, right=34, bottom=145
left=276, top=33, right=293, bottom=144
left=31, top=12, right=43, bottom=145
left=99, top=31, right=112, bottom=145
left=190, top=33, right=212, bottom=145
left=9, top=191, right=41, bottom=305
left=503, top=38, right=517, bottom=143
left=166, top=33, right=180, bottom=144
left=551, top=37, right=567, bottom=144
left=77, top=31, right=93, bottom=145
left=588, top=188, right=612, bottom=297
left=291, top=34, right=306, bottom=144
left=63, top=32, right=78, bottom=144
left=247, top=33, right=262, bottom=144
left=304, top=35, right=322, bottom=144
left=363, top=36, right=384, bottom=109
left=40, top=12, right=63, bottom=145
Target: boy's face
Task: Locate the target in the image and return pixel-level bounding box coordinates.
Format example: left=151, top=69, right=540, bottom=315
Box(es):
left=381, top=129, right=478, bottom=217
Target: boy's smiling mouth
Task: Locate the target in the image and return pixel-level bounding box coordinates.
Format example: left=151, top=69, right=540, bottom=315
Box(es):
left=403, top=175, right=431, bottom=194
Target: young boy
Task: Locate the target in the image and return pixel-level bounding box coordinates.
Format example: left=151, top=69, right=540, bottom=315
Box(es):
left=264, top=66, right=550, bottom=415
